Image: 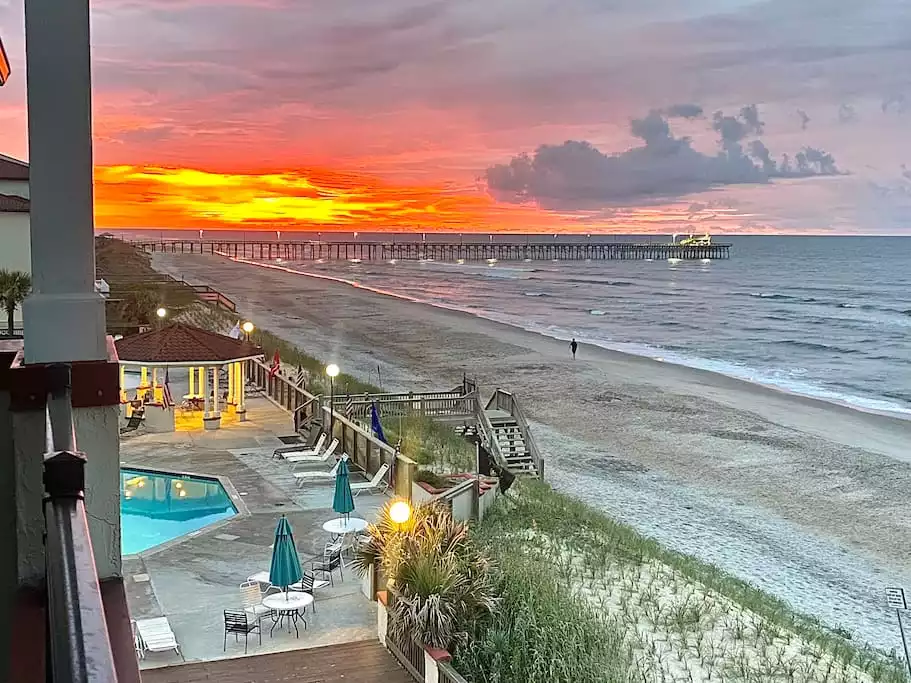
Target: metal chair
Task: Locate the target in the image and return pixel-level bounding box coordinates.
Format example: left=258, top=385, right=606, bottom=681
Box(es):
left=290, top=572, right=329, bottom=612
left=223, top=610, right=260, bottom=654
left=310, top=541, right=344, bottom=586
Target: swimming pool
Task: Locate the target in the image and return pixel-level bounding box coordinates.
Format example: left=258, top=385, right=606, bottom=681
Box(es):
left=120, top=468, right=237, bottom=555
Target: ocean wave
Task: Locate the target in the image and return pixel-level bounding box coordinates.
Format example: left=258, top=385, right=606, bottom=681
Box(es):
left=524, top=292, right=548, bottom=297
left=774, top=339, right=861, bottom=355
left=590, top=310, right=607, bottom=316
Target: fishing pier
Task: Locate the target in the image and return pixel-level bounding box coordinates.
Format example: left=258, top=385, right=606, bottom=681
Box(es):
left=132, top=239, right=731, bottom=261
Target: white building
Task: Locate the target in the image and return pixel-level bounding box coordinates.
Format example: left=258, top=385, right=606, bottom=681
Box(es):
left=0, top=153, right=30, bottom=274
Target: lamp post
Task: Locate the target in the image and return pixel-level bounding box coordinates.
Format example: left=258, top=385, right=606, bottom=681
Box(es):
left=326, top=363, right=340, bottom=435
left=241, top=321, right=254, bottom=342
left=389, top=499, right=412, bottom=530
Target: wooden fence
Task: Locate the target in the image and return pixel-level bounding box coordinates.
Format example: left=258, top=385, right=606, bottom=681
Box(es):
left=246, top=359, right=417, bottom=499
left=385, top=626, right=426, bottom=681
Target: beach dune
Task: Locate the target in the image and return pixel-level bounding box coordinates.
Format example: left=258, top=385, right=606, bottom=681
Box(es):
left=154, top=253, right=911, bottom=651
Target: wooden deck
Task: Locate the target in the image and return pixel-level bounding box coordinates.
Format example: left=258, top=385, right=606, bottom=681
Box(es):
left=141, top=640, right=414, bottom=683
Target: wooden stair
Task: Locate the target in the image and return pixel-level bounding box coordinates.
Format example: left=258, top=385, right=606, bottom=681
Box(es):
left=485, top=409, right=538, bottom=476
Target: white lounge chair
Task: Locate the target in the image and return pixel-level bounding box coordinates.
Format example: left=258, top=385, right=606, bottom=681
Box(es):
left=351, top=463, right=391, bottom=497
left=274, top=433, right=327, bottom=460
left=135, top=616, right=180, bottom=655
left=286, top=439, right=339, bottom=466
left=293, top=459, right=343, bottom=488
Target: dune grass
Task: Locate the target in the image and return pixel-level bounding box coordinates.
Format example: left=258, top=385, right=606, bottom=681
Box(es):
left=453, top=481, right=908, bottom=683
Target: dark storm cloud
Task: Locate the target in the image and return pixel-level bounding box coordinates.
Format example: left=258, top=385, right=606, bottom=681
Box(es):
left=663, top=103, right=704, bottom=119
left=485, top=105, right=840, bottom=207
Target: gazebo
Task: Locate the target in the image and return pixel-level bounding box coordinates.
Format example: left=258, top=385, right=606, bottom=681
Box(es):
left=115, top=323, right=264, bottom=431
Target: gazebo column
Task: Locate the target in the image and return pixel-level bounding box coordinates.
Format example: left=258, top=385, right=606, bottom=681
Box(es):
left=202, top=366, right=211, bottom=417
left=227, top=363, right=235, bottom=405
left=188, top=364, right=195, bottom=397
left=236, top=361, right=247, bottom=421
left=140, top=365, right=148, bottom=387
left=119, top=364, right=126, bottom=402
left=204, top=365, right=221, bottom=430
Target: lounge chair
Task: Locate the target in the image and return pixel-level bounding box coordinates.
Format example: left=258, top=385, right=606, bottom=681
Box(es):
left=286, top=439, right=339, bottom=466
left=273, top=433, right=326, bottom=460
left=351, top=463, right=391, bottom=497
left=135, top=616, right=180, bottom=655
left=293, top=458, right=343, bottom=488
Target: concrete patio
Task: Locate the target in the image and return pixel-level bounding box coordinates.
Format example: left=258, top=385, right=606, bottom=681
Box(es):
left=119, top=390, right=388, bottom=670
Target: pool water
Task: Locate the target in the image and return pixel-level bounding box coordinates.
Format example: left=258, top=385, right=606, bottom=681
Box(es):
left=120, top=468, right=237, bottom=555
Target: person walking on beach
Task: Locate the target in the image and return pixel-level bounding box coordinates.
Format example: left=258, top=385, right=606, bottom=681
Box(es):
left=570, top=338, right=578, bottom=359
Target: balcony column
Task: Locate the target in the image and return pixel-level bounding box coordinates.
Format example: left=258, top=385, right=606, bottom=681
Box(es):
left=22, top=0, right=105, bottom=365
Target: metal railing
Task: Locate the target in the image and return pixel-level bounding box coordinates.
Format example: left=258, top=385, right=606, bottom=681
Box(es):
left=486, top=389, right=544, bottom=478
left=43, top=364, right=118, bottom=682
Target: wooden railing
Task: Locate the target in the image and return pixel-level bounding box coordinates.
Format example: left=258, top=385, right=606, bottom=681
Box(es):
left=333, top=389, right=476, bottom=419
left=385, top=627, right=426, bottom=680
left=247, top=359, right=417, bottom=499
left=189, top=284, right=236, bottom=311
left=439, top=662, right=471, bottom=683
left=472, top=392, right=507, bottom=472
left=486, top=389, right=544, bottom=478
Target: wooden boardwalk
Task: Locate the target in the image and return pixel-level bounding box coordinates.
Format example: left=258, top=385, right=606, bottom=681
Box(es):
left=140, top=640, right=414, bottom=683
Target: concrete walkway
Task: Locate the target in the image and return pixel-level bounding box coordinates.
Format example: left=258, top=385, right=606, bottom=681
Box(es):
left=120, top=395, right=387, bottom=669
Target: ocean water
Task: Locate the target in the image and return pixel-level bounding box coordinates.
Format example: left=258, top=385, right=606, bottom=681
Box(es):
left=233, top=236, right=911, bottom=418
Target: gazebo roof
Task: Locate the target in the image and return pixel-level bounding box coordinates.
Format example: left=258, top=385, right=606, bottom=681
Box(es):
left=115, top=323, right=264, bottom=364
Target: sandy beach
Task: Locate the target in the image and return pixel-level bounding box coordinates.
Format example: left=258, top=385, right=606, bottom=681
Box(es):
left=153, top=252, right=911, bottom=651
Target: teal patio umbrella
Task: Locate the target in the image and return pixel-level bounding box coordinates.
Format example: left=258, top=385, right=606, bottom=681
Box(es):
left=269, top=515, right=303, bottom=593
left=332, top=456, right=355, bottom=523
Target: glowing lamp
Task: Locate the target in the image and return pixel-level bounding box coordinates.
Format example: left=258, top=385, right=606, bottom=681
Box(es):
left=389, top=500, right=412, bottom=525
left=241, top=321, right=255, bottom=334
left=156, top=307, right=167, bottom=319
left=326, top=363, right=340, bottom=378
left=179, top=489, right=187, bottom=497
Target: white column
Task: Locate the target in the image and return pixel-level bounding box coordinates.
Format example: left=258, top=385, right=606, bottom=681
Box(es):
left=212, top=366, right=220, bottom=417
left=203, top=365, right=211, bottom=417
left=140, top=366, right=148, bottom=386
left=188, top=365, right=195, bottom=396
left=21, top=0, right=106, bottom=364
left=119, top=365, right=126, bottom=401
left=227, top=363, right=235, bottom=405
left=237, top=362, right=247, bottom=421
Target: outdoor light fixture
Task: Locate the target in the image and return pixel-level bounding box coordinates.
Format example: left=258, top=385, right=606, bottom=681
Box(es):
left=389, top=500, right=412, bottom=525
left=156, top=307, right=167, bottom=318
left=241, top=321, right=254, bottom=334
left=326, top=363, right=340, bottom=435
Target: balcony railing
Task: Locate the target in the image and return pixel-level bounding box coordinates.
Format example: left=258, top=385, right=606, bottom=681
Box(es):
left=43, top=363, right=119, bottom=683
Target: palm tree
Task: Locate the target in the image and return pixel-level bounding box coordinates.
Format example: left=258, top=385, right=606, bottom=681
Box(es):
left=353, top=501, right=498, bottom=650
left=0, top=269, right=32, bottom=336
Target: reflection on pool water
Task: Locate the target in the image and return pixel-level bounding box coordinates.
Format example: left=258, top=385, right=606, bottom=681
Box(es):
left=121, top=468, right=237, bottom=555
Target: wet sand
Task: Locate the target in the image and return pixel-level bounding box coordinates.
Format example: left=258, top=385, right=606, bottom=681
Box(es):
left=154, top=253, right=911, bottom=650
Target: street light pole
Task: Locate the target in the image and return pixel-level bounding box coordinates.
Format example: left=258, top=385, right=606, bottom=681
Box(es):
left=326, top=363, right=340, bottom=437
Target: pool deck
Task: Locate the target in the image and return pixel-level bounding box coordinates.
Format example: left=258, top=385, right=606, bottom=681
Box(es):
left=120, top=395, right=388, bottom=670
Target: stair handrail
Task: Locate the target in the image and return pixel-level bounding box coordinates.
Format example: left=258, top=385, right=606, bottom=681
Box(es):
left=472, top=392, right=508, bottom=473
left=487, top=389, right=544, bottom=478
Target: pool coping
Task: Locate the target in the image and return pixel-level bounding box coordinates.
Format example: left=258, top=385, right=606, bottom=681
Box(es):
left=120, top=463, right=251, bottom=561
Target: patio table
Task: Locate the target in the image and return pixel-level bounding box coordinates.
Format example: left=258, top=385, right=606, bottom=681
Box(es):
left=262, top=592, right=312, bottom=638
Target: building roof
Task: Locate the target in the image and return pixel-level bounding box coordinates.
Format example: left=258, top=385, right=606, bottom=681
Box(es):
left=0, top=193, right=29, bottom=212
left=0, top=154, right=28, bottom=181
left=115, top=323, right=264, bottom=364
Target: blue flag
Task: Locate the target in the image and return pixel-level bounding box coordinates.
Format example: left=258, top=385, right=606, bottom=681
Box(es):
left=370, top=402, right=387, bottom=443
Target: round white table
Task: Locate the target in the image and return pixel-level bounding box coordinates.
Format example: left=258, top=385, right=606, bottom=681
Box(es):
left=262, top=592, right=312, bottom=638
left=322, top=517, right=368, bottom=536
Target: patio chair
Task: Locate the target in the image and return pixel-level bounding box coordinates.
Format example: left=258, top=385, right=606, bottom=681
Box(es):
left=286, top=439, right=339, bottom=465
left=135, top=616, right=180, bottom=656
left=273, top=433, right=327, bottom=459
left=351, top=463, right=391, bottom=497
left=289, top=572, right=330, bottom=612
left=131, top=620, right=144, bottom=660
left=120, top=413, right=144, bottom=434
left=293, top=458, right=343, bottom=488
left=310, top=541, right=344, bottom=586
left=240, top=580, right=274, bottom=626
left=223, top=610, right=260, bottom=654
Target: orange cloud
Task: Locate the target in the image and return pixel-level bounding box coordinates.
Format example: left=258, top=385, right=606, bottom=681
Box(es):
left=92, top=164, right=572, bottom=232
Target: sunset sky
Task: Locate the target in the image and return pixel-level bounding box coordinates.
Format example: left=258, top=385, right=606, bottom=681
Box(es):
left=0, top=0, right=910, bottom=233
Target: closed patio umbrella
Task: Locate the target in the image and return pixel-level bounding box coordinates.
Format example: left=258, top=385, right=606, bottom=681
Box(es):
left=269, top=515, right=302, bottom=594
left=332, top=456, right=355, bottom=523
